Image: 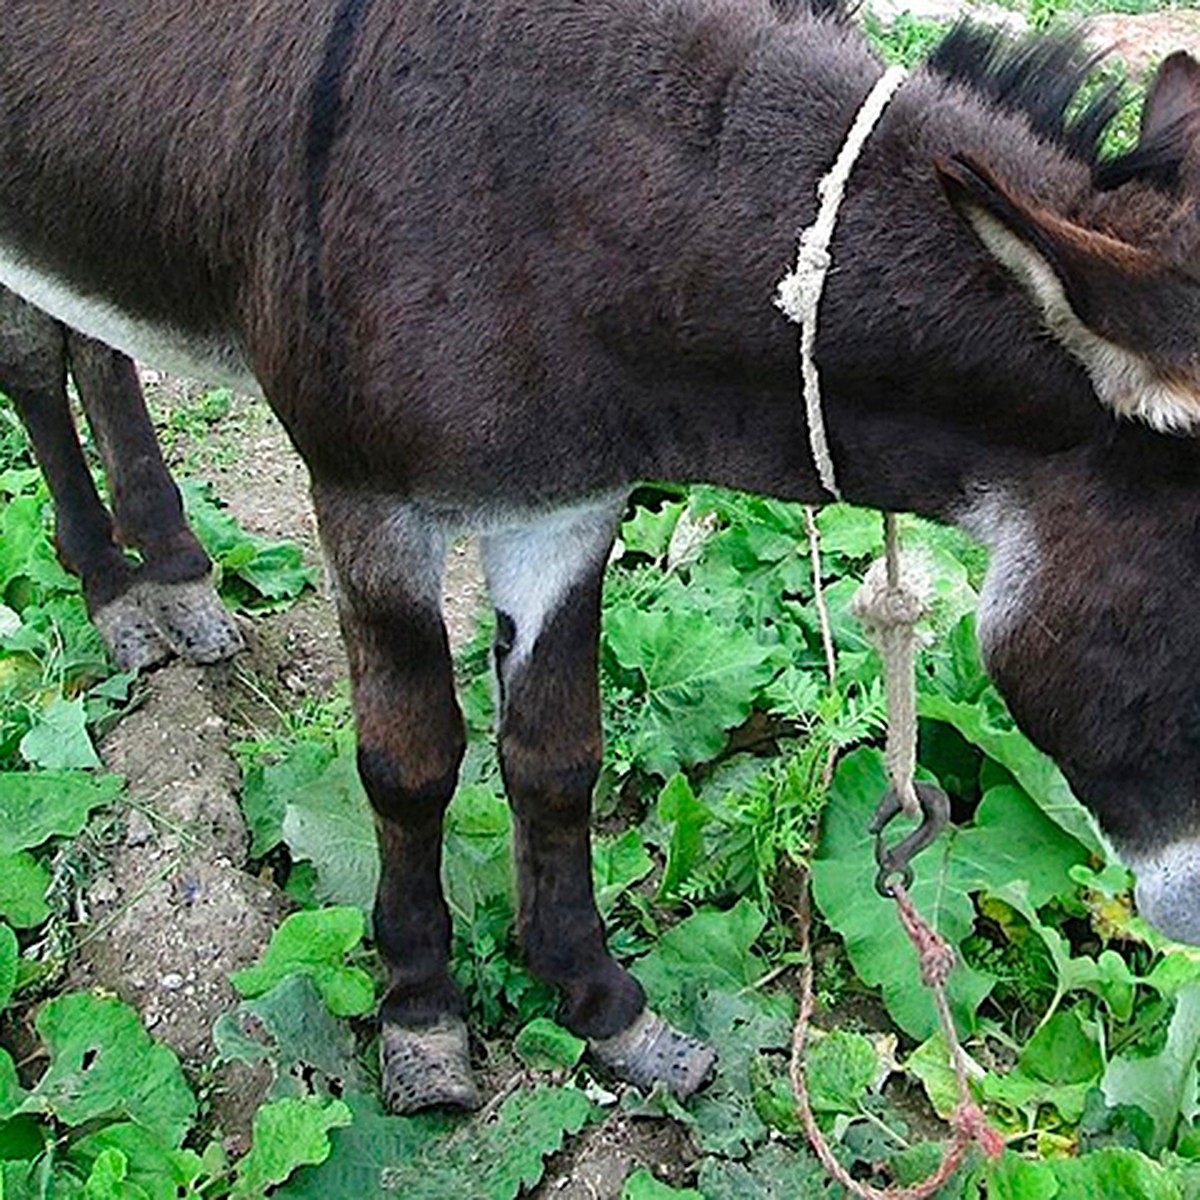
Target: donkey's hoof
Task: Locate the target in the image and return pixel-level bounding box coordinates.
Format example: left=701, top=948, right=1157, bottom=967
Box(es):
left=137, top=579, right=244, bottom=664
left=93, top=593, right=174, bottom=672
left=380, top=1019, right=481, bottom=1114
left=589, top=1008, right=717, bottom=1100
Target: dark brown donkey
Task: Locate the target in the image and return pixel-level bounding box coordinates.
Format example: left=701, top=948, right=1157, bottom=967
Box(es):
left=3, top=0, right=1200, bottom=1111
left=0, top=286, right=241, bottom=669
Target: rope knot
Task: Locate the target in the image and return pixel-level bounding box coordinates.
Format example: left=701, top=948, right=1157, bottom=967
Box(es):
left=774, top=236, right=833, bottom=326
left=892, top=882, right=956, bottom=987
left=851, top=555, right=927, bottom=635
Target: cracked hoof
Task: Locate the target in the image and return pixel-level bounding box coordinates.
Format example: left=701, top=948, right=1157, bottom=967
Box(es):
left=136, top=579, right=244, bottom=664
left=589, top=1008, right=716, bottom=1100
left=93, top=593, right=174, bottom=671
left=380, top=1019, right=481, bottom=1115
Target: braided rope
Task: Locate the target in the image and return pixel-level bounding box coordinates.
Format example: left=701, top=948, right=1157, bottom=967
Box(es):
left=775, top=65, right=907, bottom=501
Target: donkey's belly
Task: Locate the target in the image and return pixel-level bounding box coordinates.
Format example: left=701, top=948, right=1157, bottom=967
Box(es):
left=0, top=244, right=258, bottom=394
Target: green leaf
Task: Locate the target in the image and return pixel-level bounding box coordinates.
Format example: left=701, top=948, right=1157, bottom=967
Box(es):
left=18, top=698, right=100, bottom=770
left=953, top=786, right=1088, bottom=909
left=279, top=751, right=377, bottom=915
left=620, top=501, right=685, bottom=561
left=230, top=907, right=375, bottom=1017
left=621, top=1169, right=704, bottom=1199
left=0, top=923, right=16, bottom=1012
left=604, top=607, right=778, bottom=777
left=0, top=497, right=74, bottom=594
left=1102, top=984, right=1200, bottom=1153
left=19, top=992, right=196, bottom=1147
left=0, top=1047, right=27, bottom=1120
left=232, top=1097, right=352, bottom=1197
left=593, top=829, right=654, bottom=919
left=82, top=1148, right=149, bottom=1200
left=804, top=1030, right=878, bottom=1115
left=1052, top=1147, right=1181, bottom=1199
left=70, top=1125, right=204, bottom=1200
left=513, top=1018, right=586, bottom=1071
left=278, top=1086, right=594, bottom=1199
left=0, top=853, right=50, bottom=928
left=214, top=974, right=360, bottom=1100
left=983, top=1153, right=1060, bottom=1200
left=812, top=749, right=994, bottom=1038
left=920, top=694, right=1105, bottom=857
left=697, top=1142, right=836, bottom=1198
left=240, top=741, right=334, bottom=858
left=0, top=772, right=123, bottom=854
left=906, top=1033, right=960, bottom=1120
left=655, top=774, right=712, bottom=901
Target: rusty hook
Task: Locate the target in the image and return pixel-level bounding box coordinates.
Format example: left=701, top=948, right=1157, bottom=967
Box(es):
left=868, top=782, right=950, bottom=898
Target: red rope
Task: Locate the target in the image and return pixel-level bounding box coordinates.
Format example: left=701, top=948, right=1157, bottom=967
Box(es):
left=791, top=879, right=1003, bottom=1199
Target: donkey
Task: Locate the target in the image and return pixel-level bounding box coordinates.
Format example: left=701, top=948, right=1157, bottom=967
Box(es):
left=2, top=0, right=1200, bottom=1112
left=0, top=286, right=242, bottom=670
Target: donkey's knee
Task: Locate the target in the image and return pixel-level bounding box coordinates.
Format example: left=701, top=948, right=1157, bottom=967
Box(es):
left=500, top=743, right=600, bottom=828
left=358, top=737, right=465, bottom=827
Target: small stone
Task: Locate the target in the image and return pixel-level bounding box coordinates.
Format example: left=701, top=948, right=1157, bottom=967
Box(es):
left=159, top=972, right=185, bottom=991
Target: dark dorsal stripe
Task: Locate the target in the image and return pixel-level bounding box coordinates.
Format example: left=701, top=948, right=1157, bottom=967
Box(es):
left=305, top=0, right=373, bottom=331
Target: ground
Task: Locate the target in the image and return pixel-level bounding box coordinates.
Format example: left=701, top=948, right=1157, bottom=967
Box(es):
left=60, top=7, right=1200, bottom=1191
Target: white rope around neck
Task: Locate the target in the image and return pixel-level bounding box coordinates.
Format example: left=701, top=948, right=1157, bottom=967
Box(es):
left=775, top=65, right=907, bottom=500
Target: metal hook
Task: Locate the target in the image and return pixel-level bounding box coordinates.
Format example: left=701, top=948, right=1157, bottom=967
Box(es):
left=868, top=782, right=950, bottom=898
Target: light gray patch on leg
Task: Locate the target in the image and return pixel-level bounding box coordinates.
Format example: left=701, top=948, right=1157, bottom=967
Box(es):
left=1121, top=840, right=1200, bottom=946
left=589, top=1008, right=717, bottom=1100
left=93, top=592, right=174, bottom=672
left=380, top=1018, right=480, bottom=1114
left=955, top=488, right=1040, bottom=657
left=480, top=495, right=625, bottom=678
left=136, top=578, right=244, bottom=665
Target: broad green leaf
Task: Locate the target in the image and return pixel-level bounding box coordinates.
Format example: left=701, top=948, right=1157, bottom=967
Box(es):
left=593, top=829, right=654, bottom=918
left=232, top=1097, right=352, bottom=1197
left=621, top=1170, right=703, bottom=1199
left=214, top=974, right=360, bottom=1100
left=697, top=1142, right=836, bottom=1198
left=19, top=993, right=196, bottom=1147
left=1103, top=984, right=1200, bottom=1153
left=906, top=1033, right=959, bottom=1119
left=620, top=501, right=685, bottom=561
left=0, top=853, right=50, bottom=928
left=0, top=772, right=123, bottom=854
left=0, top=1047, right=26, bottom=1120
left=513, top=1018, right=586, bottom=1071
left=983, top=1153, right=1059, bottom=1200
left=278, top=1086, right=594, bottom=1198
left=1053, top=1147, right=1181, bottom=1199
left=18, top=698, right=100, bottom=770
left=82, top=1148, right=149, bottom=1200
left=920, top=694, right=1105, bottom=857
left=655, top=774, right=712, bottom=901
left=0, top=924, right=16, bottom=1011
left=604, top=607, right=778, bottom=777
left=812, top=749, right=994, bottom=1038
left=240, top=741, right=334, bottom=858
left=230, top=907, right=374, bottom=1017
left=953, top=786, right=1088, bottom=908
left=803, top=1030, right=878, bottom=1115
left=71, top=1125, right=204, bottom=1200
left=280, top=751, right=377, bottom=916
left=0, top=497, right=74, bottom=593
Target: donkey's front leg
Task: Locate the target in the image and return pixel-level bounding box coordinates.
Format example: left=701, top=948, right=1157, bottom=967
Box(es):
left=483, top=503, right=716, bottom=1100
left=314, top=490, right=477, bottom=1114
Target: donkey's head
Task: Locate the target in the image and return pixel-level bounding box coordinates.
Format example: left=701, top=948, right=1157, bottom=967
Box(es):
left=925, top=41, right=1200, bottom=938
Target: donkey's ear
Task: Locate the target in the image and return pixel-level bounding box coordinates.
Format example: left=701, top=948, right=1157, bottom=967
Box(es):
left=1141, top=52, right=1200, bottom=146
left=935, top=153, right=1200, bottom=431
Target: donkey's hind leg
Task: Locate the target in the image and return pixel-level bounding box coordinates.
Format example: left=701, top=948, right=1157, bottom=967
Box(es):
left=482, top=501, right=716, bottom=1100
left=66, top=333, right=242, bottom=664
left=314, top=488, right=477, bottom=1114
left=0, top=290, right=170, bottom=670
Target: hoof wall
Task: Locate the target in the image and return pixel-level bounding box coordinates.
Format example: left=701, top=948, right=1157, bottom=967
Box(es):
left=94, top=594, right=173, bottom=672
left=137, top=579, right=244, bottom=665
left=381, top=1019, right=481, bottom=1115
left=590, top=1009, right=716, bottom=1100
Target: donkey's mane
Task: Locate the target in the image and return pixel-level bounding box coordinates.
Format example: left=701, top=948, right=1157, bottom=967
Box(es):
left=927, top=23, right=1188, bottom=192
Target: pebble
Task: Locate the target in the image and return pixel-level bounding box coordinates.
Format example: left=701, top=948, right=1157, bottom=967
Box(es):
left=159, top=972, right=185, bottom=991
